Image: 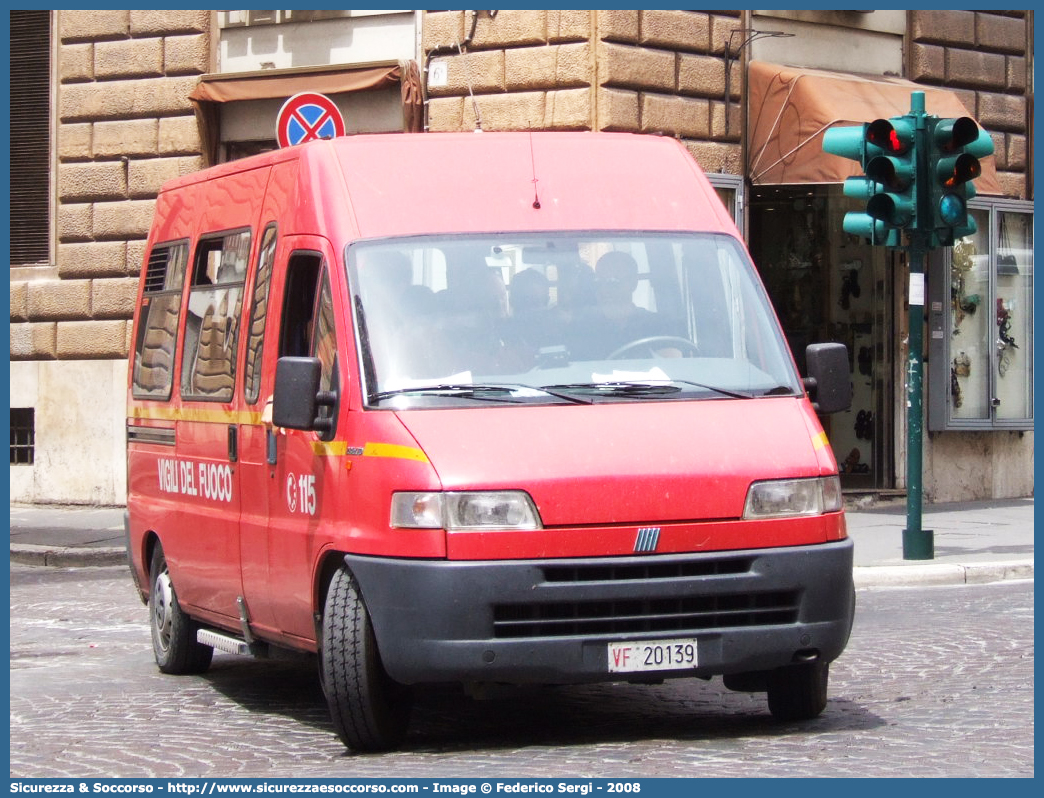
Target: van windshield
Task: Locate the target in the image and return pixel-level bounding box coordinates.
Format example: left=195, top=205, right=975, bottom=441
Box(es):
left=347, top=233, right=802, bottom=408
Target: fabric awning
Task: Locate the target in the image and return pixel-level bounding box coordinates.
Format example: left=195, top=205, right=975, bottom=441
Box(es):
left=747, top=60, right=1002, bottom=195
left=189, top=60, right=423, bottom=164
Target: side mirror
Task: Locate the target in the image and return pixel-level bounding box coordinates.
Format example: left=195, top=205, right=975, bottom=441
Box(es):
left=803, top=343, right=852, bottom=415
left=273, top=356, right=336, bottom=432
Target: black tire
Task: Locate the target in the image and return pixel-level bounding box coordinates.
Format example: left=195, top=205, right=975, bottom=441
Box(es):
left=320, top=567, right=413, bottom=752
left=767, top=660, right=829, bottom=721
left=149, top=546, right=213, bottom=675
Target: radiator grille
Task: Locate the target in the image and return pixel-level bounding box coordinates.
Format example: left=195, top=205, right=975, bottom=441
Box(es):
left=493, top=590, right=800, bottom=639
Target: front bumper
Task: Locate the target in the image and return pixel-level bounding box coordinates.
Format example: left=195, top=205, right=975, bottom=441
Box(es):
left=345, top=538, right=855, bottom=685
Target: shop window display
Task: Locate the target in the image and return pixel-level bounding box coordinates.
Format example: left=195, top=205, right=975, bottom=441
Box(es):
left=929, top=201, right=1033, bottom=430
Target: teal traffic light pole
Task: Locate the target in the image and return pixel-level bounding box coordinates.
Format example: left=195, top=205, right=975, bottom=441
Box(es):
left=823, top=92, right=990, bottom=558
left=902, top=92, right=934, bottom=560
left=903, top=234, right=933, bottom=559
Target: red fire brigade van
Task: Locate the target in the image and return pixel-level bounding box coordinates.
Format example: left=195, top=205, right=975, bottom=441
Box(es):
left=126, top=131, right=854, bottom=751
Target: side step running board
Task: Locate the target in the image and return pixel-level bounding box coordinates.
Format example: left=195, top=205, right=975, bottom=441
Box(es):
left=196, top=628, right=311, bottom=661
left=197, top=628, right=256, bottom=656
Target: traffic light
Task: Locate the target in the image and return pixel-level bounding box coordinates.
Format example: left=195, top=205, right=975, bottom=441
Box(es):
left=863, top=117, right=917, bottom=231
left=823, top=117, right=917, bottom=248
left=928, top=116, right=994, bottom=246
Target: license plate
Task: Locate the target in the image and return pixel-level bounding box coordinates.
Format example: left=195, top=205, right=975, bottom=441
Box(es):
left=607, top=637, right=699, bottom=673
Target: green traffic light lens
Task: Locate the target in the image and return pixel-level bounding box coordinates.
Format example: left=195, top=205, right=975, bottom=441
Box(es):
left=939, top=193, right=966, bottom=226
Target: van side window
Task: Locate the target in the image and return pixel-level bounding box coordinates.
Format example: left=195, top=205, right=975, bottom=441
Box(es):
left=131, top=241, right=188, bottom=399
left=279, top=252, right=321, bottom=358
left=243, top=224, right=277, bottom=405
left=180, top=229, right=251, bottom=402
left=313, top=270, right=339, bottom=431
left=279, top=253, right=339, bottom=436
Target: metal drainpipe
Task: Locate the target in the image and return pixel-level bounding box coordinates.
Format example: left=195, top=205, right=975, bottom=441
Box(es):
left=1026, top=10, right=1034, bottom=200
left=421, top=10, right=482, bottom=132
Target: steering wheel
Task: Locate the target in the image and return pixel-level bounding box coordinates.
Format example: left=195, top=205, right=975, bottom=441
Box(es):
left=607, top=336, right=700, bottom=360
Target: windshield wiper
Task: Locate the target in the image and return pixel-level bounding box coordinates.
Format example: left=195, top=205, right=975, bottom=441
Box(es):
left=668, top=380, right=756, bottom=399
left=542, top=381, right=682, bottom=399
left=546, top=380, right=759, bottom=400
left=372, top=383, right=591, bottom=405
left=760, top=385, right=799, bottom=397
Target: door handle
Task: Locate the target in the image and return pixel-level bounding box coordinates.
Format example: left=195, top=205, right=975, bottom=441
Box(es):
left=228, top=425, right=238, bottom=462
left=266, top=428, right=278, bottom=466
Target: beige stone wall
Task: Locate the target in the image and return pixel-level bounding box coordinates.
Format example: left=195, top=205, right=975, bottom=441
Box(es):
left=924, top=430, right=1034, bottom=503
left=10, top=10, right=209, bottom=363
left=423, top=10, right=743, bottom=174
left=10, top=10, right=210, bottom=505
left=10, top=359, right=130, bottom=505
left=909, top=9, right=1031, bottom=199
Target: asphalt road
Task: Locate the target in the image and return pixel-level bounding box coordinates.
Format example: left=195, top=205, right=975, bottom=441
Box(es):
left=8, top=564, right=1034, bottom=778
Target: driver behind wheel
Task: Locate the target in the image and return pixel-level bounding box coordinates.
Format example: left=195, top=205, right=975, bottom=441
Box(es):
left=567, top=251, right=678, bottom=359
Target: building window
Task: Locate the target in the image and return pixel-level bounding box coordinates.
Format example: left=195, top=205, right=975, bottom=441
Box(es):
left=928, top=198, right=1034, bottom=430
left=10, top=9, right=52, bottom=266
left=202, top=10, right=419, bottom=163
left=216, top=9, right=416, bottom=73
left=11, top=408, right=35, bottom=465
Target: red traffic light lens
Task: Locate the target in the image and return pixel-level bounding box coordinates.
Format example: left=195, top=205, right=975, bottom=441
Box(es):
left=940, top=153, right=982, bottom=188
left=867, top=119, right=908, bottom=154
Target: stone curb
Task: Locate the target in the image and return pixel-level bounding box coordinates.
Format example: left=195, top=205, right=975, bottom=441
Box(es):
left=10, top=545, right=1034, bottom=588
left=10, top=544, right=127, bottom=568
left=854, top=559, right=1034, bottom=588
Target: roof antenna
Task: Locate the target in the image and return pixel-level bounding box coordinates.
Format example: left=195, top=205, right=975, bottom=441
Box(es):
left=528, top=130, right=541, bottom=209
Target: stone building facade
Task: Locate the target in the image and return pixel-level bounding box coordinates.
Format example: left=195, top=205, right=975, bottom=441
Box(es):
left=9, top=10, right=1033, bottom=506
left=423, top=10, right=743, bottom=175
left=11, top=10, right=211, bottom=504
left=911, top=10, right=1031, bottom=199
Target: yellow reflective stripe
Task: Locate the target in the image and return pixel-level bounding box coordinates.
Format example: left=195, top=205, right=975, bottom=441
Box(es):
left=129, top=408, right=428, bottom=463
left=128, top=406, right=264, bottom=425
left=362, top=442, right=429, bottom=463
left=312, top=441, right=428, bottom=460
left=311, top=441, right=348, bottom=456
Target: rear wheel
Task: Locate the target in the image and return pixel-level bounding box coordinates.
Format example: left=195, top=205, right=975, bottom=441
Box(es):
left=320, top=566, right=413, bottom=751
left=149, top=546, right=213, bottom=674
left=766, top=661, right=829, bottom=721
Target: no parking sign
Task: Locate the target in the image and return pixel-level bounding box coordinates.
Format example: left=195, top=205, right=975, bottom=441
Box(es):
left=276, top=92, right=346, bottom=148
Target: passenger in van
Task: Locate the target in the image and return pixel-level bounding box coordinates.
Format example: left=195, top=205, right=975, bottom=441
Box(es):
left=437, top=265, right=511, bottom=375
left=567, top=251, right=671, bottom=359
left=500, top=268, right=563, bottom=369
left=509, top=267, right=551, bottom=317
left=392, top=284, right=448, bottom=380
left=552, top=260, right=597, bottom=326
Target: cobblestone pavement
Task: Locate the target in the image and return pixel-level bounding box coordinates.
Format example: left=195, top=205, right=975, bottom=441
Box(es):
left=9, top=565, right=1033, bottom=778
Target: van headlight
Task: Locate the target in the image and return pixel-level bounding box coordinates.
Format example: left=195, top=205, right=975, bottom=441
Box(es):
left=742, top=476, right=843, bottom=519
left=391, top=491, right=542, bottom=530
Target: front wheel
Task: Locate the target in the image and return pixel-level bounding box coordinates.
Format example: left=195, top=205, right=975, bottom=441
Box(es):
left=149, top=546, right=213, bottom=675
left=766, top=661, right=829, bottom=721
left=320, top=566, right=413, bottom=751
